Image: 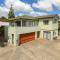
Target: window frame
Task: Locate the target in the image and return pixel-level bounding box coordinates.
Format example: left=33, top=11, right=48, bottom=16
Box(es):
left=22, top=20, right=39, bottom=27
left=43, top=20, right=49, bottom=25
left=16, top=21, right=21, bottom=26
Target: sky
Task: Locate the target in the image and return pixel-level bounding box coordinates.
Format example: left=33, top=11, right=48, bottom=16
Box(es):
left=0, top=0, right=60, bottom=17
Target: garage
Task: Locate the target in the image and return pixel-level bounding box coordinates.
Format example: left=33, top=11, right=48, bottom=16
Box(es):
left=19, top=32, right=35, bottom=44
left=43, top=31, right=51, bottom=40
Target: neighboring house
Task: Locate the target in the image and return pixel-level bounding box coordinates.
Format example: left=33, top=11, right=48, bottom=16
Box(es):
left=0, top=18, right=9, bottom=43
left=58, top=16, right=60, bottom=35
left=7, top=14, right=59, bottom=46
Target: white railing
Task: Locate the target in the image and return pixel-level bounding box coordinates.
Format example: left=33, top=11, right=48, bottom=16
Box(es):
left=8, top=26, right=40, bottom=34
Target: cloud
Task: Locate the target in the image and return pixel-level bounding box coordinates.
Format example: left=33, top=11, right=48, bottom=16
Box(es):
left=5, top=0, right=33, bottom=12
left=1, top=0, right=60, bottom=17
left=30, top=11, right=48, bottom=17
left=18, top=10, right=48, bottom=17
left=18, top=13, right=24, bottom=16
left=50, top=0, right=60, bottom=9
left=0, top=6, right=9, bottom=17
left=32, top=0, right=53, bottom=11
left=0, top=0, right=34, bottom=17
left=50, top=0, right=60, bottom=5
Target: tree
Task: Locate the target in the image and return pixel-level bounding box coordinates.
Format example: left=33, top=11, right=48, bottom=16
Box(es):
left=8, top=5, right=15, bottom=18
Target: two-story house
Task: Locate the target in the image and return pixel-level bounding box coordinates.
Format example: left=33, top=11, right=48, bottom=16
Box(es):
left=8, top=16, right=40, bottom=45
left=7, top=14, right=58, bottom=46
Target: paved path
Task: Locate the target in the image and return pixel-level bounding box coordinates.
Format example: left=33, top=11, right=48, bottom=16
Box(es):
left=0, top=39, right=60, bottom=60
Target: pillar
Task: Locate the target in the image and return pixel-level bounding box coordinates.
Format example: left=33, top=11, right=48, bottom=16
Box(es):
left=51, top=31, right=53, bottom=40
left=35, top=32, right=37, bottom=40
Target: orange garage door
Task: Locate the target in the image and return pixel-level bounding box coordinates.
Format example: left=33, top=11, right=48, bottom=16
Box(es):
left=19, top=32, right=35, bottom=44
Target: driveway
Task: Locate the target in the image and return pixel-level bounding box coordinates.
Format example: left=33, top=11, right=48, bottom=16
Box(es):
left=0, top=39, right=60, bottom=60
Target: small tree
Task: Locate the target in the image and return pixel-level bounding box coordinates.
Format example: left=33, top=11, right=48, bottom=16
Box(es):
left=8, top=5, right=15, bottom=18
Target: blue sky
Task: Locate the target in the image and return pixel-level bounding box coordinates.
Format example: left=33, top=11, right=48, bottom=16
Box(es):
left=0, top=0, right=60, bottom=17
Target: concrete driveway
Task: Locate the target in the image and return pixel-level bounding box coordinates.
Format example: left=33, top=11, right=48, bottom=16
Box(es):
left=0, top=39, right=60, bottom=60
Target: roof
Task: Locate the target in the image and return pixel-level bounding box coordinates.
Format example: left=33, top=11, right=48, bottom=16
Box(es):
left=0, top=18, right=8, bottom=22
left=9, top=14, right=59, bottom=21
left=36, top=14, right=58, bottom=19
left=0, top=14, right=59, bottom=22
left=8, top=15, right=36, bottom=21
left=16, top=15, right=35, bottom=19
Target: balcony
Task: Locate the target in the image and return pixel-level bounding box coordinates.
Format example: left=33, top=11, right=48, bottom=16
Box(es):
left=8, top=26, right=40, bottom=34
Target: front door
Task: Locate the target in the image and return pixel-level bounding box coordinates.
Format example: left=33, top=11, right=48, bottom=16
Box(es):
left=12, top=34, right=14, bottom=44
left=43, top=31, right=51, bottom=40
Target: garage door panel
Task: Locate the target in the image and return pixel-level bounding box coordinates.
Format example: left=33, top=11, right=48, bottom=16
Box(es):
left=20, top=35, right=35, bottom=41
left=20, top=32, right=35, bottom=44
left=20, top=38, right=34, bottom=44
left=43, top=31, right=51, bottom=40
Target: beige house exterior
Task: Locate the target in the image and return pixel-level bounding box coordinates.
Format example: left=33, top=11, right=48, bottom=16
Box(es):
left=38, top=15, right=58, bottom=41
left=7, top=14, right=59, bottom=46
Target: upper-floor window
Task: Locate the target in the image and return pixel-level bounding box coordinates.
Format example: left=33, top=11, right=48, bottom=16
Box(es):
left=22, top=21, right=26, bottom=26
left=22, top=21, right=34, bottom=27
left=22, top=20, right=38, bottom=27
left=10, top=20, right=39, bottom=27
left=34, top=21, right=38, bottom=26
left=43, top=20, right=49, bottom=25
left=27, top=21, right=33, bottom=27
left=10, top=22, right=15, bottom=26
left=53, top=19, right=57, bottom=23
left=16, top=21, right=21, bottom=26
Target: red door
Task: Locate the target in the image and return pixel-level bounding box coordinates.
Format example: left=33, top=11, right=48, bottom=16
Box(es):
left=19, top=32, right=35, bottom=44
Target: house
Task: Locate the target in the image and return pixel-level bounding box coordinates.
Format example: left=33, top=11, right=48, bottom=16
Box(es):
left=7, top=14, right=59, bottom=46
left=8, top=16, right=40, bottom=45
left=58, top=16, right=60, bottom=35
left=37, top=14, right=58, bottom=40
left=0, top=18, right=9, bottom=45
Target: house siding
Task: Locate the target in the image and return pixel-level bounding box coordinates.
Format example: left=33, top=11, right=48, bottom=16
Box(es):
left=39, top=19, right=53, bottom=30
left=8, top=26, right=40, bottom=45
left=7, top=15, right=58, bottom=46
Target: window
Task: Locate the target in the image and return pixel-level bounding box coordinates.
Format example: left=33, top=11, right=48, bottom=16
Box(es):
left=34, top=21, right=38, bottom=26
left=10, top=22, right=15, bottom=26
left=28, top=21, right=33, bottom=27
left=22, top=21, right=33, bottom=27
left=22, top=20, right=39, bottom=27
left=43, top=20, right=49, bottom=25
left=53, top=19, right=57, bottom=23
left=16, top=21, right=21, bottom=26
left=22, top=21, right=26, bottom=26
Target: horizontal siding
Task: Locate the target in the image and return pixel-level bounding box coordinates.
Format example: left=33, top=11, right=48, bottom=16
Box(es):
left=53, top=23, right=58, bottom=30
left=39, top=20, right=53, bottom=30
left=38, top=20, right=58, bottom=30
